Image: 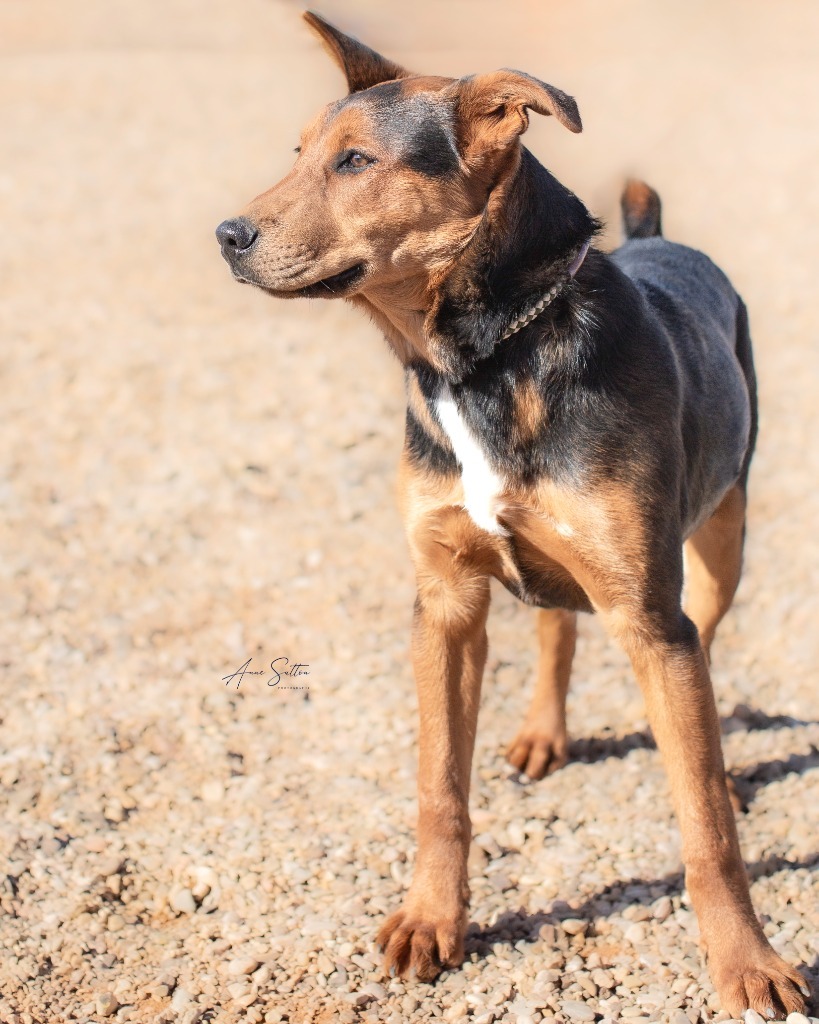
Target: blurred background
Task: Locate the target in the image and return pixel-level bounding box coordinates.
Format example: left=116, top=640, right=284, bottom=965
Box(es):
left=1, top=2, right=817, bottom=1022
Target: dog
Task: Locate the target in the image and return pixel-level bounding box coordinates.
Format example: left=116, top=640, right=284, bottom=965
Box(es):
left=215, top=12, right=808, bottom=1018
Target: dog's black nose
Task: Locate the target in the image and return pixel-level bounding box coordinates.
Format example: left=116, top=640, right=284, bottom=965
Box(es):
left=215, top=217, right=258, bottom=255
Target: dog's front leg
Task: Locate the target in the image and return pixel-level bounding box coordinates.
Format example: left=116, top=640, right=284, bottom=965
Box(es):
left=377, top=564, right=490, bottom=981
left=609, top=609, right=807, bottom=1019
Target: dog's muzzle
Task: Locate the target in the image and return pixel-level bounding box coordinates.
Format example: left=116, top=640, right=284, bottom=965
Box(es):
left=215, top=217, right=258, bottom=264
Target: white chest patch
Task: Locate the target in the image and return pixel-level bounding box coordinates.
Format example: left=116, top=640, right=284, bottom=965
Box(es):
left=434, top=384, right=509, bottom=536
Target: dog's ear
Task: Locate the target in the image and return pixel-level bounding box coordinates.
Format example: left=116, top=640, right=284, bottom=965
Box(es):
left=303, top=11, right=410, bottom=94
left=445, top=69, right=582, bottom=158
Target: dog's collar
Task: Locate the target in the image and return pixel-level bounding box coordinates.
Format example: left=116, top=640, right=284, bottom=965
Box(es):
left=500, top=239, right=591, bottom=341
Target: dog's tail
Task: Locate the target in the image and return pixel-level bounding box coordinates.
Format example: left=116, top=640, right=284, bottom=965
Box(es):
left=621, top=179, right=662, bottom=239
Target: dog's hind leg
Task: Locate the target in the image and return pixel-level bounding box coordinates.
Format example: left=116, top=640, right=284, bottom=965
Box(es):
left=684, top=483, right=750, bottom=812
left=684, top=483, right=747, bottom=664
left=506, top=608, right=576, bottom=778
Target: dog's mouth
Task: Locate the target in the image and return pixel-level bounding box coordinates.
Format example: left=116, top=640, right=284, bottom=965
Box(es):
left=292, top=262, right=367, bottom=298
left=234, top=262, right=367, bottom=299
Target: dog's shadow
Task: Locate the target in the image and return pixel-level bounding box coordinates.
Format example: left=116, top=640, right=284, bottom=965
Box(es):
left=468, top=704, right=819, bottom=1008
left=562, top=704, right=819, bottom=809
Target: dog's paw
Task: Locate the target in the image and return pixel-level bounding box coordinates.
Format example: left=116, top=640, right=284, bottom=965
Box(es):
left=711, top=946, right=808, bottom=1019
left=505, top=725, right=568, bottom=779
left=376, top=905, right=465, bottom=982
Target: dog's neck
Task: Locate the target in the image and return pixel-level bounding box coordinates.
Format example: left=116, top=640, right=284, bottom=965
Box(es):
left=354, top=147, right=597, bottom=381
left=353, top=282, right=435, bottom=367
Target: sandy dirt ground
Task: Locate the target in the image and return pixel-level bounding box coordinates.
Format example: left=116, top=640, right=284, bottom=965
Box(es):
left=1, top=2, right=818, bottom=1022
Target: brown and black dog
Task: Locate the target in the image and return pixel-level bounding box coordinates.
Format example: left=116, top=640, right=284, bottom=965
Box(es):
left=216, top=13, right=808, bottom=1019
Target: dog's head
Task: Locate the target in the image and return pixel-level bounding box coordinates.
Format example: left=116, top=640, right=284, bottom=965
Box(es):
left=216, top=12, right=582, bottom=304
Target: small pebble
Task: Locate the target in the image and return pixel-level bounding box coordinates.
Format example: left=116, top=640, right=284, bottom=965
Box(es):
left=171, top=987, right=191, bottom=1012
left=169, top=889, right=197, bottom=915
left=652, top=897, right=673, bottom=921
left=95, top=993, right=119, bottom=1017
left=667, top=1012, right=689, bottom=1024
left=560, top=999, right=596, bottom=1022
left=228, top=957, right=261, bottom=977
left=445, top=1001, right=468, bottom=1021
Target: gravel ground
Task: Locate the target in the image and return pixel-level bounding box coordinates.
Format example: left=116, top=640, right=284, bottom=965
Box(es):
left=1, top=2, right=818, bottom=1023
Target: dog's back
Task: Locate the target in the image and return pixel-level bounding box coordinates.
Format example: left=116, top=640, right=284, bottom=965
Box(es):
left=612, top=182, right=757, bottom=532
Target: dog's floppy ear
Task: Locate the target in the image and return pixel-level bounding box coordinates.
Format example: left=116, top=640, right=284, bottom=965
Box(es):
left=445, top=69, right=582, bottom=158
left=303, top=11, right=411, bottom=94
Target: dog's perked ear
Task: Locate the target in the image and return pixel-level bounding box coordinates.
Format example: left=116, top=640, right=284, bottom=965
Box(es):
left=303, top=11, right=411, bottom=93
left=445, top=69, right=582, bottom=159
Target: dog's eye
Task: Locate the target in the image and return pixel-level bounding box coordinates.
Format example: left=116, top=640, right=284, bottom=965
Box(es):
left=337, top=150, right=375, bottom=172
left=294, top=146, right=301, bottom=154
